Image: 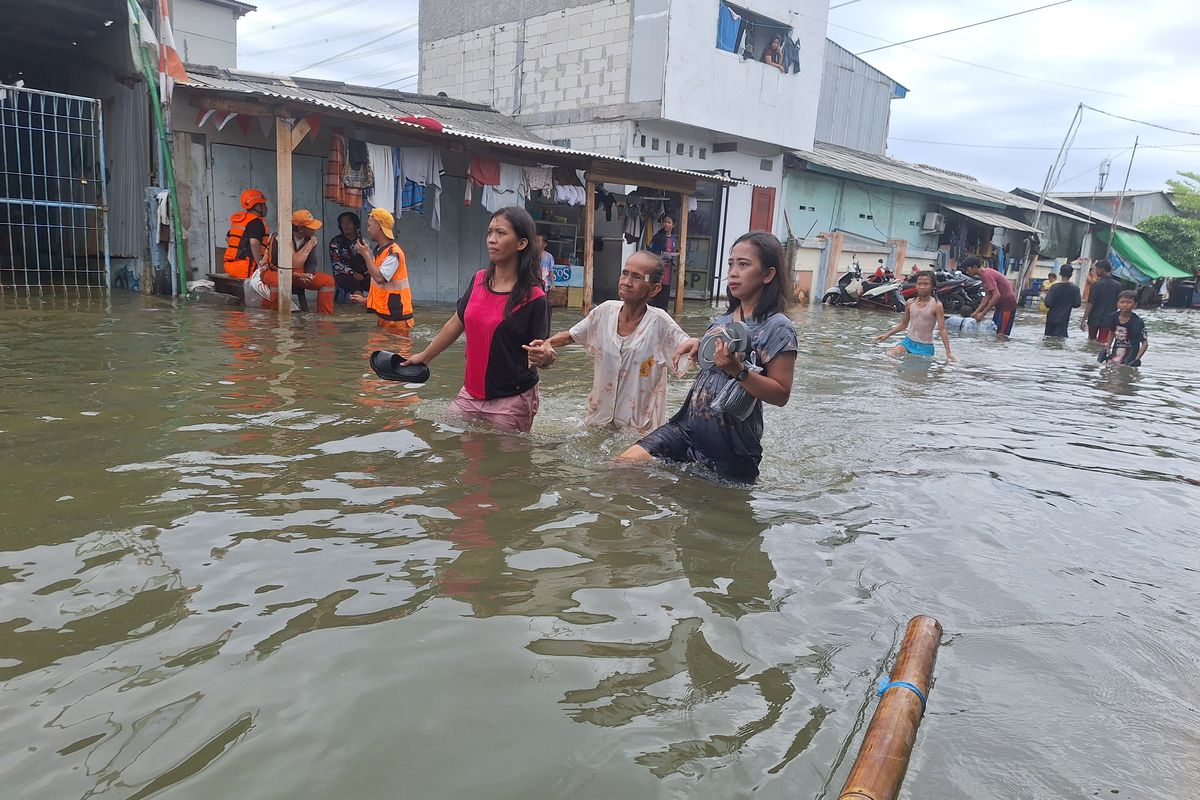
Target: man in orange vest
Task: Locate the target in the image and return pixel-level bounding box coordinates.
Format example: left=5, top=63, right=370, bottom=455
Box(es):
left=350, top=208, right=414, bottom=332
left=223, top=188, right=269, bottom=280
left=256, top=209, right=337, bottom=314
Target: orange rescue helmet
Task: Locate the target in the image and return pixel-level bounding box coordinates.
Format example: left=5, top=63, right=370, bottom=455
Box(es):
left=240, top=188, right=268, bottom=210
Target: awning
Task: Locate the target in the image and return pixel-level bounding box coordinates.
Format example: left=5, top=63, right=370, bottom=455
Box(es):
left=942, top=203, right=1039, bottom=234
left=1108, top=249, right=1151, bottom=285
left=1104, top=229, right=1191, bottom=279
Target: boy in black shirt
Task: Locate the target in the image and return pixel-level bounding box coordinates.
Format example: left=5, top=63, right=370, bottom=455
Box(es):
left=1098, top=290, right=1149, bottom=367
left=1043, top=263, right=1081, bottom=337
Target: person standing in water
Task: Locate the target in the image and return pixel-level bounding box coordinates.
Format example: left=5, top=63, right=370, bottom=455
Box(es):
left=648, top=215, right=678, bottom=311
left=523, top=250, right=692, bottom=434
left=349, top=208, right=415, bottom=333
left=873, top=270, right=956, bottom=361
left=1042, top=263, right=1081, bottom=337
left=618, top=232, right=798, bottom=482
left=406, top=207, right=549, bottom=432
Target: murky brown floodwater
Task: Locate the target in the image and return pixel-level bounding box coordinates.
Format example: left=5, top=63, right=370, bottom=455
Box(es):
left=2, top=290, right=1198, bottom=799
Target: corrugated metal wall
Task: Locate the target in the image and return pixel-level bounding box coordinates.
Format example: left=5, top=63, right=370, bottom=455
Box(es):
left=815, top=42, right=895, bottom=156
left=104, top=81, right=151, bottom=259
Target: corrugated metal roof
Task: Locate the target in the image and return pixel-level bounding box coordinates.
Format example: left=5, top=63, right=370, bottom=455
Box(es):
left=789, top=143, right=1040, bottom=212
left=180, top=65, right=735, bottom=186
left=943, top=203, right=1039, bottom=234
left=1011, top=189, right=1140, bottom=231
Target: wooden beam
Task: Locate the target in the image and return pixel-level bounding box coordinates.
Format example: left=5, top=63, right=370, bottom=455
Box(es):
left=190, top=96, right=302, bottom=119
left=289, top=118, right=312, bottom=151
left=675, top=194, right=690, bottom=317
left=586, top=170, right=698, bottom=197
left=275, top=117, right=294, bottom=315
left=582, top=180, right=596, bottom=314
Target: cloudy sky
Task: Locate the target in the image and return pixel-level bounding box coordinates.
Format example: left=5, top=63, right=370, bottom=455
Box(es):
left=234, top=0, right=1200, bottom=193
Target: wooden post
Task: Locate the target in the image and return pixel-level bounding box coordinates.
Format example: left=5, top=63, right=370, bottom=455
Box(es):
left=838, top=615, right=943, bottom=800
left=275, top=117, right=294, bottom=314
left=674, top=193, right=690, bottom=317
left=582, top=179, right=596, bottom=313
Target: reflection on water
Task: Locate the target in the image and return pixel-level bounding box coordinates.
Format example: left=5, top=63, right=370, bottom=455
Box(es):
left=2, top=294, right=1199, bottom=799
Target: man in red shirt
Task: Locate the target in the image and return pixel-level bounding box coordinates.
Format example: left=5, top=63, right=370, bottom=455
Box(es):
left=964, top=256, right=1017, bottom=336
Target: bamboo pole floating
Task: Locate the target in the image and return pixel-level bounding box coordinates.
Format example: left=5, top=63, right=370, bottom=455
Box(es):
left=838, top=615, right=943, bottom=800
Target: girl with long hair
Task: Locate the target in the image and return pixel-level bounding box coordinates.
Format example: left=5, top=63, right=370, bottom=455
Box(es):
left=407, top=207, right=549, bottom=432
left=619, top=231, right=798, bottom=482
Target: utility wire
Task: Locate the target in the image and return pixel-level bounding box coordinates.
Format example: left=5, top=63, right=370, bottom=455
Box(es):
left=890, top=137, right=1200, bottom=151
left=241, top=20, right=416, bottom=57
left=856, top=0, right=1073, bottom=55
left=292, top=22, right=419, bottom=73
left=824, top=19, right=1200, bottom=109
left=379, top=72, right=419, bottom=89
left=829, top=0, right=865, bottom=8
left=1082, top=105, right=1200, bottom=137
left=240, top=0, right=388, bottom=34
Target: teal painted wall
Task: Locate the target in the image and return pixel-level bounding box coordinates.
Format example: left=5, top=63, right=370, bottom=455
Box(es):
left=782, top=170, right=941, bottom=249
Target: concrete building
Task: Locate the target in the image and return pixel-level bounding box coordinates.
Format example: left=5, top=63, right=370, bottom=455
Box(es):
left=1047, top=190, right=1178, bottom=228
left=170, top=0, right=255, bottom=69
left=419, top=0, right=831, bottom=299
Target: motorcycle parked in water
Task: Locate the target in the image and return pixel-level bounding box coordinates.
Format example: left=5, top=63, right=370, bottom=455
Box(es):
left=822, top=264, right=905, bottom=311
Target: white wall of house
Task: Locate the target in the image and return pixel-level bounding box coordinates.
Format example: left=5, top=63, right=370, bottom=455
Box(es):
left=659, top=0, right=827, bottom=152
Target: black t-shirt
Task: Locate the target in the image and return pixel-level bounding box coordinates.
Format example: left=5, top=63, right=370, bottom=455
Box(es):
left=1043, top=281, right=1081, bottom=325
left=1087, top=276, right=1122, bottom=324
left=1108, top=312, right=1146, bottom=364
left=238, top=218, right=267, bottom=259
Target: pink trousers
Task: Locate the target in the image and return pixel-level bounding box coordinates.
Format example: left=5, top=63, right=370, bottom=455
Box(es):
left=448, top=385, right=540, bottom=433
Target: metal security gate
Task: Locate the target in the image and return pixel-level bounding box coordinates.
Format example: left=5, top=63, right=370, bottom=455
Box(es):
left=0, top=84, right=110, bottom=289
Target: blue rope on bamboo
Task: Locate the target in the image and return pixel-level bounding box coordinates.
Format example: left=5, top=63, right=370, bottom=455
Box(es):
left=877, top=679, right=927, bottom=713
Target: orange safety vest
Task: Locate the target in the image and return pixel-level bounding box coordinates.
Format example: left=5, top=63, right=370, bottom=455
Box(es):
left=367, top=241, right=414, bottom=322
left=223, top=211, right=268, bottom=279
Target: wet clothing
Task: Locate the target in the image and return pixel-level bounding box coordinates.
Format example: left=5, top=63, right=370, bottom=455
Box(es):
left=1087, top=276, right=1122, bottom=325
left=456, top=270, right=549, bottom=402
left=568, top=301, right=692, bottom=433
left=638, top=310, right=797, bottom=482
left=448, top=385, right=540, bottom=433
left=1043, top=281, right=1081, bottom=337
left=900, top=337, right=934, bottom=357
left=1088, top=323, right=1114, bottom=344
left=1106, top=312, right=1146, bottom=365
left=906, top=297, right=937, bottom=344
left=993, top=307, right=1016, bottom=337
left=980, top=267, right=1017, bottom=313
left=257, top=236, right=336, bottom=314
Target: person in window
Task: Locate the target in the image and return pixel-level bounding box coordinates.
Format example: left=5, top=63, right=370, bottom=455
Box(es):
left=328, top=212, right=370, bottom=299
left=648, top=215, right=678, bottom=311
left=761, top=34, right=786, bottom=72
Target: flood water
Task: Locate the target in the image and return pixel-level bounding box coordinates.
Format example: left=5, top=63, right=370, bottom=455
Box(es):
left=2, top=290, right=1198, bottom=799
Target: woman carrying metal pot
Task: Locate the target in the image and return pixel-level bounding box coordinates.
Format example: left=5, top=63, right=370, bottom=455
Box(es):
left=618, top=231, right=798, bottom=483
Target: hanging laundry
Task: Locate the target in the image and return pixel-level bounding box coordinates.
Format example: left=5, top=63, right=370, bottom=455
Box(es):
left=594, top=186, right=616, bottom=222
left=782, top=36, right=801, bottom=74
left=324, top=130, right=363, bottom=209
left=364, top=143, right=397, bottom=214
left=624, top=191, right=647, bottom=244
left=482, top=162, right=525, bottom=213
left=688, top=196, right=698, bottom=213
left=716, top=4, right=742, bottom=53
left=523, top=166, right=554, bottom=199
left=397, top=146, right=445, bottom=230
left=342, top=140, right=374, bottom=190
left=468, top=155, right=501, bottom=187
left=347, top=138, right=368, bottom=169
left=401, top=180, right=425, bottom=213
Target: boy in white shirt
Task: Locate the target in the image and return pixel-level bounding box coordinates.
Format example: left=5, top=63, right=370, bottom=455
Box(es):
left=525, top=251, right=691, bottom=433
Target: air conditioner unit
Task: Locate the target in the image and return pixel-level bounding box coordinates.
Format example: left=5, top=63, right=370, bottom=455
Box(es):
left=921, top=212, right=945, bottom=233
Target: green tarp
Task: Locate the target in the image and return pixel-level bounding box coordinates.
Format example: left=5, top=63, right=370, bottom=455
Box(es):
left=1106, top=229, right=1191, bottom=279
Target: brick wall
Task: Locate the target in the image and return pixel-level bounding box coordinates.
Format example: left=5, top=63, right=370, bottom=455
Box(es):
left=420, top=0, right=631, bottom=117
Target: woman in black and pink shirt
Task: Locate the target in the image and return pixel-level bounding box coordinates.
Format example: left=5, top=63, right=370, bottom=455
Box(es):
left=408, top=207, right=549, bottom=432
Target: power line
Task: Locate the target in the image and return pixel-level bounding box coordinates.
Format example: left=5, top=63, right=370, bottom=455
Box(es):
left=292, top=22, right=419, bottom=73
left=1082, top=105, right=1200, bottom=137
left=824, top=20, right=1200, bottom=109
left=889, top=136, right=1200, bottom=151
left=240, top=0, right=388, bottom=34
left=241, top=20, right=416, bottom=58
left=379, top=72, right=419, bottom=89
left=829, top=0, right=865, bottom=8
left=856, top=1, right=1072, bottom=55
left=345, top=54, right=420, bottom=82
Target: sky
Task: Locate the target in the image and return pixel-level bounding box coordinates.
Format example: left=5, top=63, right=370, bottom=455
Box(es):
left=233, top=0, right=1200, bottom=194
